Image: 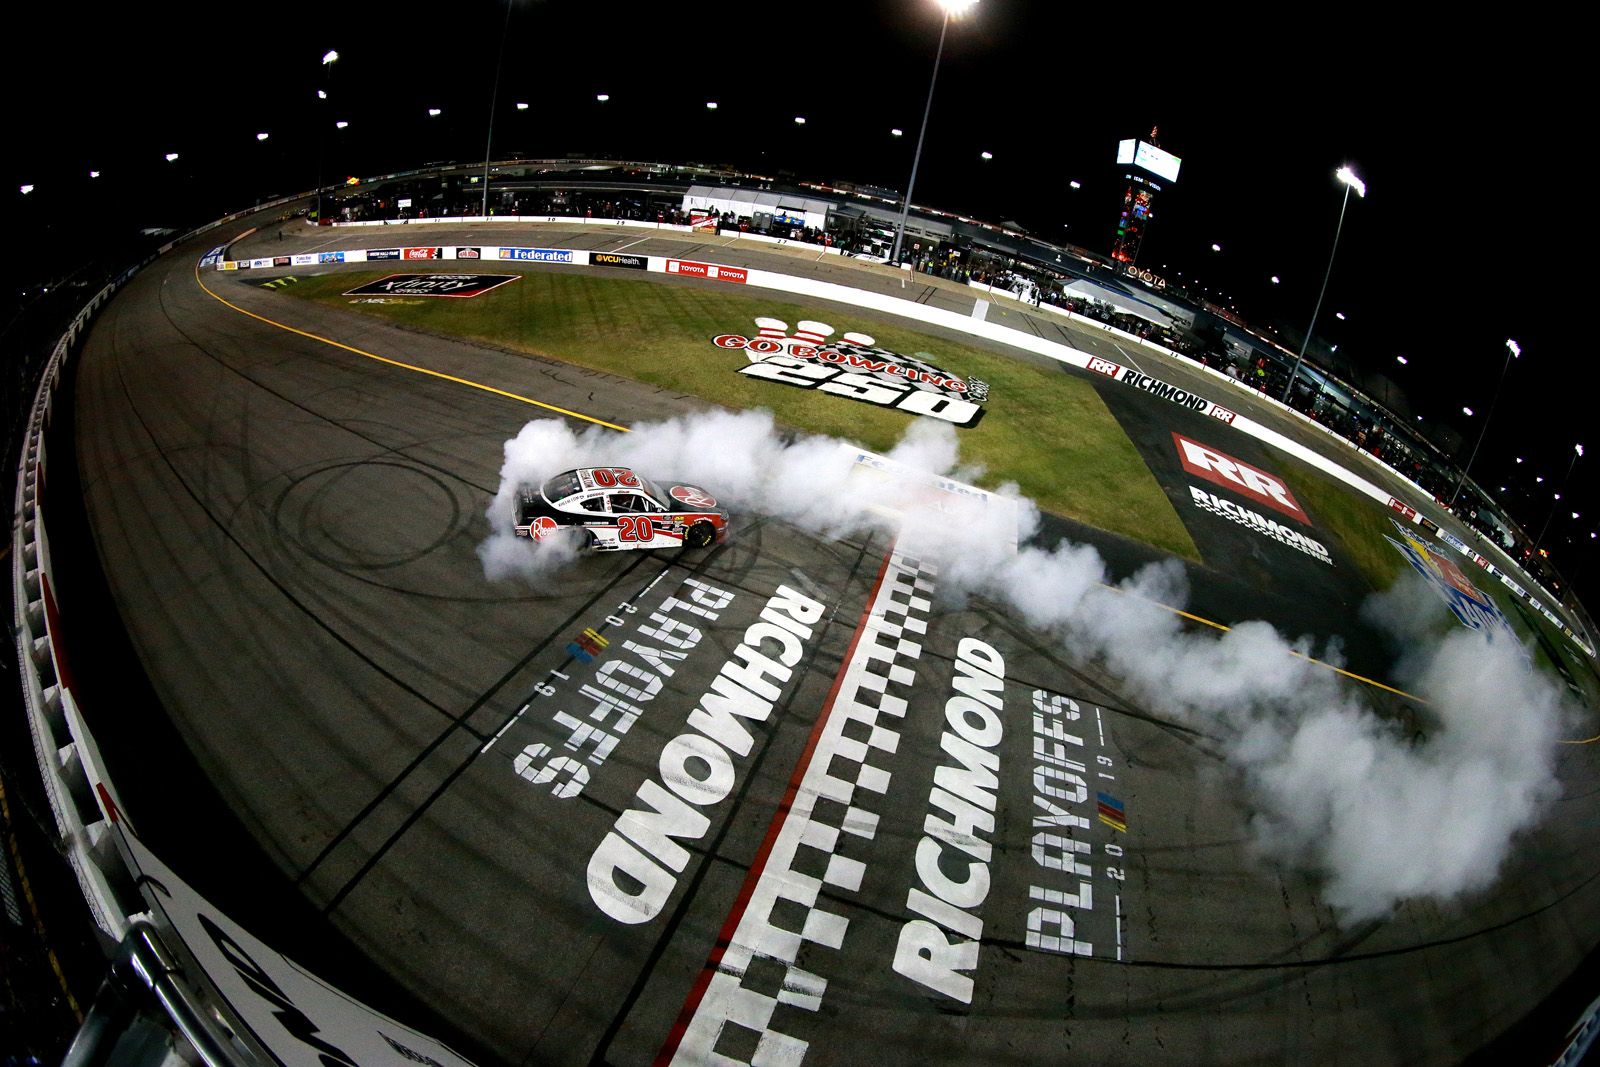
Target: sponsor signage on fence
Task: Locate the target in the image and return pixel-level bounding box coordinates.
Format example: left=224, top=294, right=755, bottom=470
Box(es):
left=403, top=246, right=442, bottom=260
left=366, top=248, right=402, bottom=261
left=318, top=251, right=345, bottom=264
left=498, top=247, right=575, bottom=263
left=714, top=316, right=987, bottom=428
left=1388, top=499, right=1418, bottom=521
left=454, top=246, right=482, bottom=260
left=343, top=274, right=519, bottom=298
left=1383, top=519, right=1518, bottom=643
left=1172, top=432, right=1307, bottom=523
left=668, top=259, right=747, bottom=283
left=1086, top=357, right=1237, bottom=424
left=589, top=251, right=648, bottom=270
left=271, top=256, right=291, bottom=267
left=1121, top=264, right=1167, bottom=290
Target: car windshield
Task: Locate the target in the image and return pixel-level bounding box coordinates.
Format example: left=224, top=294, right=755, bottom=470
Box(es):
left=540, top=471, right=583, bottom=504
left=640, top=477, right=671, bottom=508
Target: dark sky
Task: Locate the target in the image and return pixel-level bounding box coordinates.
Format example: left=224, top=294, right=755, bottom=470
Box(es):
left=6, top=0, right=1595, bottom=583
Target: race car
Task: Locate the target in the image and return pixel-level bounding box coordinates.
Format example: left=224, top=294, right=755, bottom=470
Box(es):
left=513, top=466, right=729, bottom=551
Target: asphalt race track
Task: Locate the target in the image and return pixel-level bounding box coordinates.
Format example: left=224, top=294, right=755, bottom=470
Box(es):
left=58, top=206, right=1600, bottom=1065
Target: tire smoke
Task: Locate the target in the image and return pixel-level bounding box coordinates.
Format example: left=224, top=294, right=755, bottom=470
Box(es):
left=482, top=410, right=1576, bottom=922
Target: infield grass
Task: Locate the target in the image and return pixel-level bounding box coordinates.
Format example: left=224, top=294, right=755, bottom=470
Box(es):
left=283, top=269, right=1200, bottom=560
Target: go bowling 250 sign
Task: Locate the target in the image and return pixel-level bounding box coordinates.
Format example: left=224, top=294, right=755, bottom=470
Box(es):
left=714, top=316, right=989, bottom=428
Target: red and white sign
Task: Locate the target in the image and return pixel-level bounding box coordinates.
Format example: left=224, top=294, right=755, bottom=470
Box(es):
left=670, top=485, right=717, bottom=509
left=403, top=246, right=441, bottom=260
left=1087, top=356, right=1123, bottom=378
left=1209, top=405, right=1238, bottom=425
left=666, top=259, right=747, bottom=284
left=1173, top=432, right=1307, bottom=523
left=1388, top=498, right=1418, bottom=521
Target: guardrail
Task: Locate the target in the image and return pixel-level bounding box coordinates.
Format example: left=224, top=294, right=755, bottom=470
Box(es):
left=11, top=188, right=481, bottom=1066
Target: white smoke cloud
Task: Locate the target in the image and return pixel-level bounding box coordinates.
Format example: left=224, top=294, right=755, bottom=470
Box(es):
left=481, top=410, right=1576, bottom=922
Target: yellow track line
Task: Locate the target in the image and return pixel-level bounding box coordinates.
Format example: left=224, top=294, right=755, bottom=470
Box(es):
left=202, top=261, right=1576, bottom=721
left=1106, top=584, right=1429, bottom=703
left=193, top=266, right=630, bottom=432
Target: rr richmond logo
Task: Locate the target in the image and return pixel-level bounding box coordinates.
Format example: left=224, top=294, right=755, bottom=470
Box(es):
left=713, top=317, right=990, bottom=428
left=1172, top=432, right=1307, bottom=522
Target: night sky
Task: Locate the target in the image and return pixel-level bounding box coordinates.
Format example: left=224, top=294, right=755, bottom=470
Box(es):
left=7, top=1, right=1594, bottom=588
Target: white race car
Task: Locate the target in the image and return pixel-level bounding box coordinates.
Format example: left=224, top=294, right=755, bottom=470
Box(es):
left=514, top=467, right=729, bottom=551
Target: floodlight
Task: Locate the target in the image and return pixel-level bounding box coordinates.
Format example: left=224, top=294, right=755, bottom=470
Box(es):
left=1336, top=165, right=1366, bottom=197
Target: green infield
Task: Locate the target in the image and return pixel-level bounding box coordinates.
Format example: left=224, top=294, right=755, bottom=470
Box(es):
left=282, top=269, right=1200, bottom=560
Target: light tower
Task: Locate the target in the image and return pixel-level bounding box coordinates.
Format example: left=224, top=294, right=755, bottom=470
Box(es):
left=1110, top=127, right=1182, bottom=265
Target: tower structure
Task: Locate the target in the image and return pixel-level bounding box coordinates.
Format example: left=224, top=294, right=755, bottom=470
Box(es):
left=1110, top=127, right=1182, bottom=265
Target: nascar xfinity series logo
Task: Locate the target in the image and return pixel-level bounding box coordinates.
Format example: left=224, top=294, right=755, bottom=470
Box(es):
left=1383, top=518, right=1518, bottom=643
left=713, top=316, right=989, bottom=428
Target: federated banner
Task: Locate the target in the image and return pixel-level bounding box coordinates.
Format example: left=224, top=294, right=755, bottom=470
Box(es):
left=497, top=247, right=575, bottom=263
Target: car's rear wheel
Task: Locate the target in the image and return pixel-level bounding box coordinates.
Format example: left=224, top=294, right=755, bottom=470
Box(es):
left=685, top=521, right=715, bottom=549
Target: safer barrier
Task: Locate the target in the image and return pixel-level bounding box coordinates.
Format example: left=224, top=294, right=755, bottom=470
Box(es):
left=11, top=189, right=482, bottom=1066
left=217, top=235, right=1593, bottom=657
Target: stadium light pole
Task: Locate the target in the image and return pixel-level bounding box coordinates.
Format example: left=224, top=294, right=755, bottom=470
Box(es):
left=1449, top=338, right=1521, bottom=508
left=889, top=0, right=979, bottom=268
left=1534, top=444, right=1585, bottom=554
left=1281, top=165, right=1365, bottom=404
left=314, top=49, right=338, bottom=223
left=481, top=0, right=515, bottom=218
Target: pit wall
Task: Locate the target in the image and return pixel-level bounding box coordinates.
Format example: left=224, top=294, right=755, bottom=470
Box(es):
left=220, top=235, right=1594, bottom=658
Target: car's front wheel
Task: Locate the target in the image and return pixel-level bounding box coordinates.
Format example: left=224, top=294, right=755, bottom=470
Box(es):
left=685, top=521, right=716, bottom=549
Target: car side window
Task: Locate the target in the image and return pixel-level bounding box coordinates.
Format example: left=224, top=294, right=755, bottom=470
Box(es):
left=610, top=493, right=652, bottom=514
left=579, top=497, right=607, bottom=513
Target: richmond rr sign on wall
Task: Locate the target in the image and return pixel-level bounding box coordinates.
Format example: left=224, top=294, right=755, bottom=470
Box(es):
left=714, top=317, right=989, bottom=427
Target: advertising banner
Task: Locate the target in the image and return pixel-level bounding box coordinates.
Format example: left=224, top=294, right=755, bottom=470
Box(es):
left=403, top=247, right=442, bottom=260
left=1383, top=519, right=1518, bottom=643
left=453, top=246, right=483, bottom=260
left=589, top=251, right=648, bottom=270
left=1085, top=356, right=1237, bottom=425
left=667, top=259, right=747, bottom=284
left=343, top=274, right=519, bottom=298
left=713, top=315, right=987, bottom=428
left=366, top=248, right=402, bottom=261
left=1172, top=432, right=1309, bottom=523
left=497, top=247, right=575, bottom=263
left=120, top=829, right=479, bottom=1067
